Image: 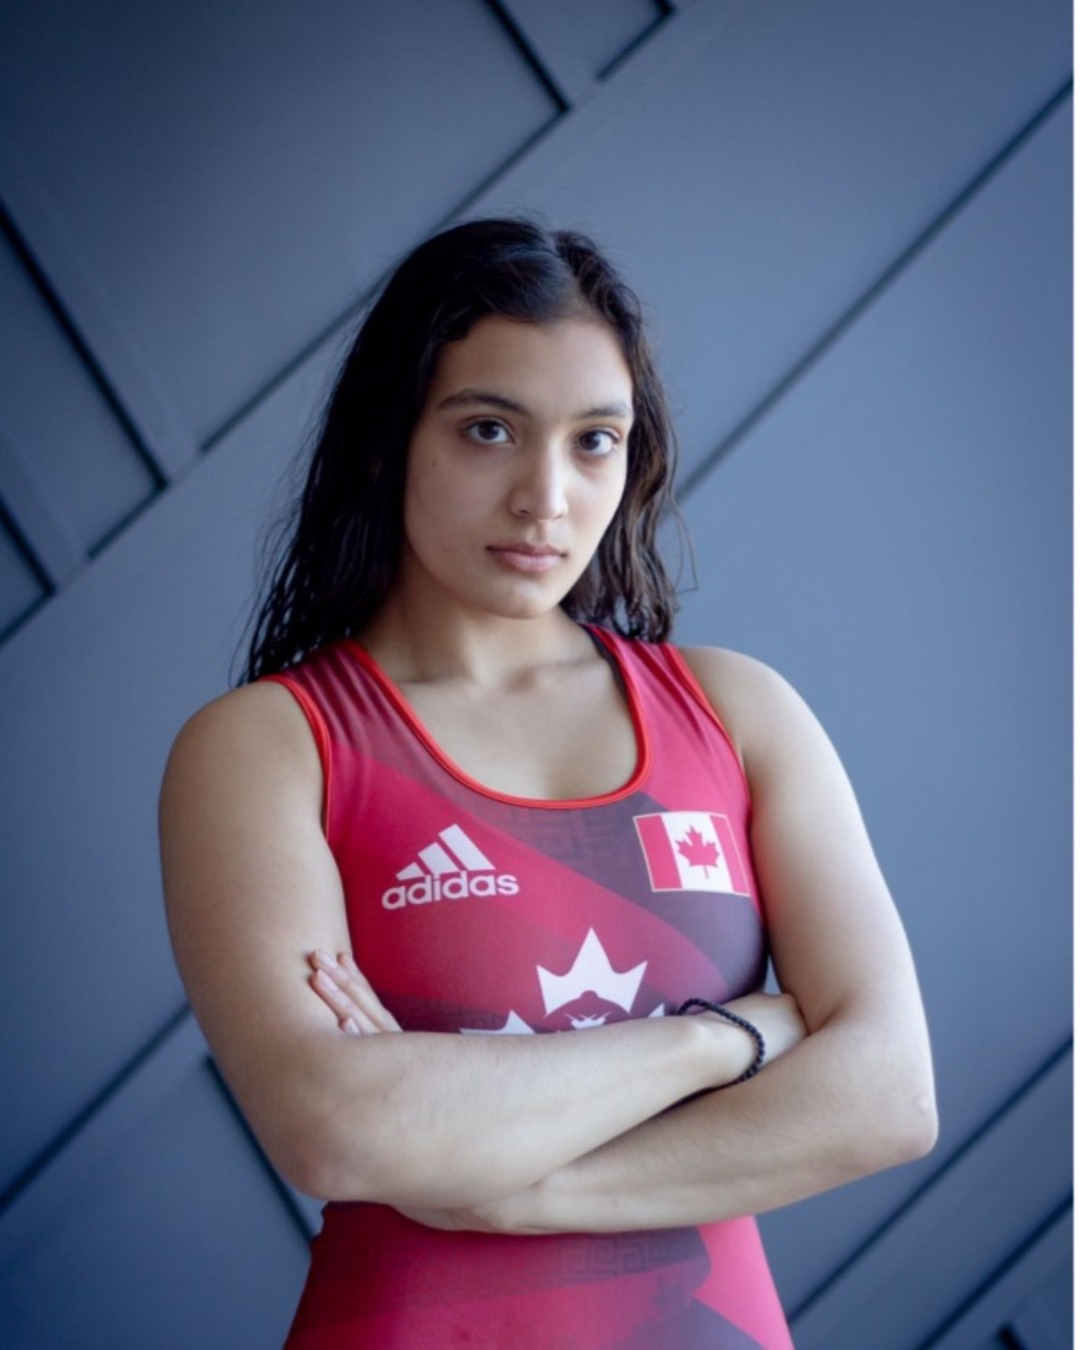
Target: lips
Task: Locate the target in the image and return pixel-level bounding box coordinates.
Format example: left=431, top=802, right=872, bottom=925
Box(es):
left=486, top=542, right=566, bottom=574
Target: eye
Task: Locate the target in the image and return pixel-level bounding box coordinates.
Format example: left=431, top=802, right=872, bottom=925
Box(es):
left=577, top=428, right=619, bottom=456
left=464, top=419, right=511, bottom=446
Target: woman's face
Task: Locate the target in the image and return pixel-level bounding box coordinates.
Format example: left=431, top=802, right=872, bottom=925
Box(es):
left=396, top=314, right=634, bottom=624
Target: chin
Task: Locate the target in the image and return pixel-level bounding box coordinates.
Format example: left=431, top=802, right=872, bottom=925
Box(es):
left=479, top=585, right=576, bottom=624
left=488, top=596, right=566, bottom=623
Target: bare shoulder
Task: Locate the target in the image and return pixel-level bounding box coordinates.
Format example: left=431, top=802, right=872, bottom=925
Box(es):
left=678, top=645, right=825, bottom=777
left=678, top=645, right=792, bottom=705
left=160, top=678, right=342, bottom=1002
left=163, top=679, right=320, bottom=802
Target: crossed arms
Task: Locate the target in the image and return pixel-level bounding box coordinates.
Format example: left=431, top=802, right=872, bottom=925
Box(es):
left=159, top=648, right=937, bottom=1234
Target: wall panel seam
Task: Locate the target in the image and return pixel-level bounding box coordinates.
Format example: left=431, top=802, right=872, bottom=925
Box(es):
left=596, top=7, right=673, bottom=83
left=789, top=1039, right=1073, bottom=1326
left=0, top=140, right=195, bottom=483
left=483, top=0, right=574, bottom=110
left=201, top=106, right=564, bottom=458
left=0, top=0, right=710, bottom=642
left=205, top=1058, right=319, bottom=1244
left=0, top=430, right=84, bottom=586
left=0, top=494, right=51, bottom=628
left=676, top=78, right=1074, bottom=503
left=0, top=1003, right=191, bottom=1219
left=207, top=1, right=720, bottom=455
left=0, top=217, right=167, bottom=497
left=918, top=1041, right=1073, bottom=1190
left=915, top=1200, right=1074, bottom=1350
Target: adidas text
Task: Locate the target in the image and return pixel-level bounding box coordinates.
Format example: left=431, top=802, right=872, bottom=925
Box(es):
left=382, top=872, right=520, bottom=909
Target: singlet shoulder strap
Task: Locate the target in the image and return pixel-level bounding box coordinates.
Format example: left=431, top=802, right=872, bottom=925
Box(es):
left=586, top=628, right=750, bottom=812
left=258, top=644, right=364, bottom=837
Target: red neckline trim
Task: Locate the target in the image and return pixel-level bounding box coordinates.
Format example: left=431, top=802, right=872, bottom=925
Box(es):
left=340, top=627, right=651, bottom=810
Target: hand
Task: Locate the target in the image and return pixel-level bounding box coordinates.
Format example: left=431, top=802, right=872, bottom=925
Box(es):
left=721, top=991, right=807, bottom=1068
left=307, top=949, right=402, bottom=1036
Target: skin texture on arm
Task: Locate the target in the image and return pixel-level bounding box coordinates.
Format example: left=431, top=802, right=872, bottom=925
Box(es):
left=500, top=649, right=938, bottom=1232
left=159, top=679, right=792, bottom=1209
left=334, top=648, right=937, bottom=1234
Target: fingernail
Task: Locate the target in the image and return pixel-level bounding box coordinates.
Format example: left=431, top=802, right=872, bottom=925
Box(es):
left=342, top=1018, right=361, bottom=1037
left=313, top=950, right=334, bottom=968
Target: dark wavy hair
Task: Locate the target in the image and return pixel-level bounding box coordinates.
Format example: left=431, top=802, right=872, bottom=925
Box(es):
left=242, top=217, right=682, bottom=682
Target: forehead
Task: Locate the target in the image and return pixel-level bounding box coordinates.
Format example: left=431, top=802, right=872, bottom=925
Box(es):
left=425, top=315, right=633, bottom=413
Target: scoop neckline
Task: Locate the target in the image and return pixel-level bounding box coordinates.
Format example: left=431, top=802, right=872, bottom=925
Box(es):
left=340, top=626, right=652, bottom=810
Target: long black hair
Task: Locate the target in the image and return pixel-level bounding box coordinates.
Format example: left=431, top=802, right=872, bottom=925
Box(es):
left=242, top=217, right=682, bottom=682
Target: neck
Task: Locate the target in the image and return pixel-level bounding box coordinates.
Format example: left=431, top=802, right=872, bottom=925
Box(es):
left=359, top=591, right=591, bottom=687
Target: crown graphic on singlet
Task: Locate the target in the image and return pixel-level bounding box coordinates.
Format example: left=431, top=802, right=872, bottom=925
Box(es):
left=537, top=928, right=647, bottom=1015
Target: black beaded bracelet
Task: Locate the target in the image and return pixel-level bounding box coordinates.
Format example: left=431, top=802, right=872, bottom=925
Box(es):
left=676, top=998, right=767, bottom=1084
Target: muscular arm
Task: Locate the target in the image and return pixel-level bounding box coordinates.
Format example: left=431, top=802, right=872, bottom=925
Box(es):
left=160, top=682, right=766, bottom=1209
left=494, top=1008, right=931, bottom=1234
left=394, top=651, right=939, bottom=1233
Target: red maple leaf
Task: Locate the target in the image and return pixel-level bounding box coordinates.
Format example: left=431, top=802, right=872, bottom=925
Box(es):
left=676, top=826, right=721, bottom=874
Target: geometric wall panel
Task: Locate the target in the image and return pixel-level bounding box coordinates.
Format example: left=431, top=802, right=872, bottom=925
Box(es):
left=483, top=0, right=1071, bottom=491
left=788, top=1051, right=1071, bottom=1349
left=676, top=95, right=1072, bottom=1313
left=1002, top=1231, right=1073, bottom=1350
left=0, top=514, right=44, bottom=637
left=0, top=323, right=342, bottom=1198
left=0, top=2, right=1070, bottom=1345
left=926, top=1207, right=1072, bottom=1350
left=0, top=228, right=158, bottom=560
left=0, top=1051, right=307, bottom=1350
left=0, top=336, right=332, bottom=1199
left=0, top=0, right=559, bottom=447
left=503, top=0, right=669, bottom=102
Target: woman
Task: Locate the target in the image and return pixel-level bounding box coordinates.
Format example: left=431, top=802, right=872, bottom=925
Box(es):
left=160, top=218, right=937, bottom=1349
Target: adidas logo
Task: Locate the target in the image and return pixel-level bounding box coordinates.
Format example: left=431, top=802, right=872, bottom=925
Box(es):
left=381, top=823, right=520, bottom=910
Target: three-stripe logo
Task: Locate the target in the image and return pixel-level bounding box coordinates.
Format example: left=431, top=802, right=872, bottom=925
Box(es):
left=381, top=823, right=521, bottom=909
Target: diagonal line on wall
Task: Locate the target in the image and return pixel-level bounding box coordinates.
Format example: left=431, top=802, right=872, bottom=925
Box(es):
left=915, top=1199, right=1073, bottom=1350
left=483, top=0, right=574, bottom=111
left=204, top=0, right=706, bottom=456
left=789, top=1038, right=1073, bottom=1330
left=676, top=78, right=1074, bottom=504
left=0, top=1003, right=317, bottom=1266
left=0, top=493, right=52, bottom=592
left=0, top=207, right=173, bottom=492
left=595, top=2, right=674, bottom=84
left=0, top=1002, right=191, bottom=1219
left=204, top=1057, right=323, bottom=1244
left=203, top=133, right=570, bottom=456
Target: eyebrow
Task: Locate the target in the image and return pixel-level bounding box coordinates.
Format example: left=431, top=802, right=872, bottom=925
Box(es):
left=436, top=388, right=633, bottom=420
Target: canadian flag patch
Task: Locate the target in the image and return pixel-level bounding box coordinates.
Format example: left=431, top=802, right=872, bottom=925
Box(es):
left=633, top=811, right=750, bottom=895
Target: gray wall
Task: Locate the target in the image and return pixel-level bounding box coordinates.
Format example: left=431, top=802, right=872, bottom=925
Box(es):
left=0, top=2, right=1071, bottom=1346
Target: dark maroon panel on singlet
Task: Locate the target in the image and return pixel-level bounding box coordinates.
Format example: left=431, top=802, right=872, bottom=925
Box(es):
left=267, top=628, right=792, bottom=1350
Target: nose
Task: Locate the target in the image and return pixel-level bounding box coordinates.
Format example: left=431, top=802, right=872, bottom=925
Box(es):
left=510, top=444, right=569, bottom=521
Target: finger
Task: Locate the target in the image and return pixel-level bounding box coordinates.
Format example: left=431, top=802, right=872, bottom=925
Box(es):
left=309, top=949, right=369, bottom=1009
left=310, top=970, right=382, bottom=1035
left=321, top=949, right=384, bottom=1007
left=309, top=949, right=401, bottom=1033
left=340, top=951, right=402, bottom=1031
left=309, top=965, right=359, bottom=1021
left=311, top=949, right=398, bottom=1031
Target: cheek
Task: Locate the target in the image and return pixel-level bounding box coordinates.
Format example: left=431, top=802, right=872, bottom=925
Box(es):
left=409, top=452, right=474, bottom=506
left=404, top=455, right=452, bottom=518
left=403, top=458, right=482, bottom=558
left=402, top=467, right=443, bottom=552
